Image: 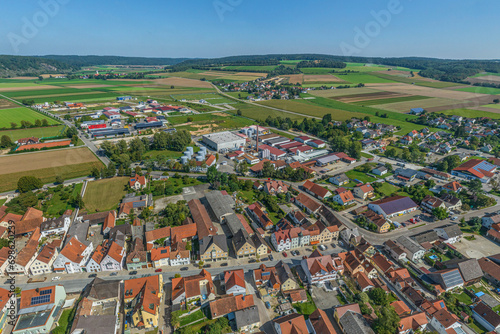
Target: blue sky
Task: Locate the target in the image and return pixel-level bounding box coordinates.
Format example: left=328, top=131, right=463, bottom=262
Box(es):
left=0, top=0, right=498, bottom=59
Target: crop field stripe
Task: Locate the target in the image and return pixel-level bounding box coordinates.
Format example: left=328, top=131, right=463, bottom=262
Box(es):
left=350, top=95, right=430, bottom=106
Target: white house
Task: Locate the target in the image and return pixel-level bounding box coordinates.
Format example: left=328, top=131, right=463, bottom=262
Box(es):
left=169, top=243, right=190, bottom=266
left=434, top=225, right=463, bottom=244
left=429, top=309, right=463, bottom=334
left=53, top=237, right=93, bottom=274
left=483, top=213, right=500, bottom=229
left=289, top=227, right=310, bottom=249
left=150, top=246, right=170, bottom=268
left=224, top=269, right=246, bottom=296
left=271, top=230, right=291, bottom=252
left=30, top=241, right=58, bottom=276
left=40, top=215, right=71, bottom=238
left=300, top=250, right=342, bottom=285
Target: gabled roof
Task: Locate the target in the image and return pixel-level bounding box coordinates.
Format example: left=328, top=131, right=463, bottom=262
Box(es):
left=224, top=269, right=245, bottom=291
left=309, top=308, right=336, bottom=334
left=399, top=312, right=428, bottom=332
left=199, top=234, right=228, bottom=255
left=453, top=159, right=496, bottom=179
left=209, top=294, right=254, bottom=318
left=188, top=199, right=217, bottom=239
left=124, top=274, right=161, bottom=315
left=273, top=313, right=308, bottom=334
left=303, top=180, right=330, bottom=198
left=294, top=193, right=321, bottom=212
left=60, top=236, right=89, bottom=264
left=391, top=300, right=411, bottom=316
left=371, top=196, right=418, bottom=215
left=473, top=302, right=500, bottom=327
left=150, top=246, right=170, bottom=261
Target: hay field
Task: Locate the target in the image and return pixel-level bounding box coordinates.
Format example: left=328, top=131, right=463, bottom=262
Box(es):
left=83, top=177, right=129, bottom=212
left=0, top=147, right=102, bottom=192
left=303, top=74, right=344, bottom=82
left=283, top=74, right=303, bottom=84
left=152, top=77, right=214, bottom=88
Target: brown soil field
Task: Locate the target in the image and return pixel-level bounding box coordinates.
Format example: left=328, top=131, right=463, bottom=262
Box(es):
left=467, top=76, right=500, bottom=84
left=365, top=83, right=489, bottom=100
left=303, top=74, right=344, bottom=82
left=234, top=72, right=267, bottom=77
left=0, top=98, right=18, bottom=109
left=425, top=95, right=499, bottom=113
left=152, top=77, right=213, bottom=88
left=9, top=76, right=38, bottom=80
left=15, top=91, right=110, bottom=99
left=335, top=91, right=407, bottom=103
left=283, top=74, right=304, bottom=84
left=0, top=85, right=62, bottom=92
left=0, top=147, right=99, bottom=174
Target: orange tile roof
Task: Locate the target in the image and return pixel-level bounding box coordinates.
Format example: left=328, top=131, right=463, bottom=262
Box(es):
left=20, top=285, right=56, bottom=309
left=1, top=213, right=22, bottom=223
left=209, top=294, right=254, bottom=318
left=0, top=287, right=11, bottom=311
left=274, top=313, right=309, bottom=334
left=303, top=180, right=330, bottom=198
left=129, top=175, right=147, bottom=187
left=60, top=236, right=89, bottom=264
left=15, top=217, right=44, bottom=235
left=145, top=226, right=171, bottom=244
left=171, top=269, right=214, bottom=301
left=171, top=223, right=197, bottom=243
left=391, top=300, right=411, bottom=316
left=36, top=241, right=58, bottom=264
left=309, top=309, right=337, bottom=334
left=22, top=207, right=43, bottom=221
left=16, top=139, right=71, bottom=151
left=124, top=274, right=161, bottom=315
left=294, top=193, right=321, bottom=212
left=150, top=246, right=170, bottom=261
left=106, top=241, right=124, bottom=263
left=103, top=211, right=116, bottom=231
left=224, top=269, right=245, bottom=291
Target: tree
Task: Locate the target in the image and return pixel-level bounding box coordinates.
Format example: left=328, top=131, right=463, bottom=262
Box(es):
left=140, top=207, right=151, bottom=220
left=468, top=178, right=483, bottom=194
left=237, top=109, right=242, bottom=116
left=72, top=194, right=85, bottom=209
left=494, top=98, right=500, bottom=104
left=0, top=135, right=12, bottom=148
left=55, top=175, right=64, bottom=184
left=432, top=207, right=449, bottom=220
left=17, top=176, right=43, bottom=193
left=368, top=288, right=388, bottom=306
left=10, top=122, right=17, bottom=129
left=42, top=119, right=48, bottom=127
left=372, top=307, right=400, bottom=334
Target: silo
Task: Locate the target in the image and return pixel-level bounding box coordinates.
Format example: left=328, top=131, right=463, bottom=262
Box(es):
left=196, top=155, right=204, bottom=162
left=187, top=146, right=194, bottom=155
left=180, top=156, right=188, bottom=164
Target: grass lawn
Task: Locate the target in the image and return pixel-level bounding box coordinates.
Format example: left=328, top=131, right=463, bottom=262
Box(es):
left=455, top=292, right=473, bottom=305
left=83, top=177, right=129, bottom=212
left=238, top=189, right=257, bottom=204
left=51, top=309, right=72, bottom=334
left=468, top=319, right=489, bottom=334
left=345, top=170, right=377, bottom=183
left=179, top=310, right=205, bottom=327
left=159, top=177, right=206, bottom=196
left=360, top=152, right=374, bottom=159
left=374, top=183, right=400, bottom=197
left=293, top=292, right=317, bottom=318
left=144, top=149, right=185, bottom=159
left=0, top=107, right=59, bottom=128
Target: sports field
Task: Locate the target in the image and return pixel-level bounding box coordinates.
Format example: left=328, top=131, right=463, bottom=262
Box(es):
left=0, top=147, right=103, bottom=192
left=0, top=107, right=59, bottom=128
left=83, top=177, right=129, bottom=212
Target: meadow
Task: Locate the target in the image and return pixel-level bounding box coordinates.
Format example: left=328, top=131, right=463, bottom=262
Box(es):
left=221, top=65, right=278, bottom=72
left=83, top=177, right=129, bottom=212
left=0, top=107, right=59, bottom=128
left=0, top=125, right=65, bottom=141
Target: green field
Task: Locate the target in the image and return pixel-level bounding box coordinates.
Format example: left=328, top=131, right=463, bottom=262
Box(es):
left=83, top=177, right=129, bottom=213
left=0, top=125, right=65, bottom=141
left=351, top=95, right=429, bottom=106
left=456, top=86, right=500, bottom=95
left=43, top=183, right=83, bottom=216
left=300, top=67, right=336, bottom=74
left=375, top=182, right=400, bottom=197
left=344, top=62, right=389, bottom=72
left=335, top=72, right=397, bottom=84
left=480, top=103, right=500, bottom=110
left=370, top=72, right=460, bottom=88
left=440, top=108, right=500, bottom=119
left=169, top=113, right=254, bottom=132
left=221, top=65, right=277, bottom=72
left=232, top=102, right=308, bottom=122
left=29, top=92, right=121, bottom=104
left=172, top=93, right=234, bottom=104
left=0, top=107, right=59, bottom=128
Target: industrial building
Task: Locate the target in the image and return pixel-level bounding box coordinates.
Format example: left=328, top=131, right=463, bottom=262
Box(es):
left=90, top=128, right=130, bottom=139
left=134, top=121, right=164, bottom=130
left=202, top=131, right=246, bottom=152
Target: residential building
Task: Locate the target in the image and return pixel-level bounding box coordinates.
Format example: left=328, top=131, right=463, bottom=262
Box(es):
left=471, top=302, right=500, bottom=333
left=271, top=229, right=291, bottom=251
left=398, top=312, right=428, bottom=334
left=247, top=202, right=273, bottom=230
left=301, top=249, right=342, bottom=284
left=353, top=184, right=375, bottom=200
left=442, top=181, right=463, bottom=193
left=150, top=246, right=170, bottom=268
left=129, top=175, right=147, bottom=190
left=332, top=188, right=355, bottom=206
left=372, top=166, right=388, bottom=176
left=251, top=233, right=269, bottom=257
left=262, top=180, right=288, bottom=195
left=482, top=213, right=500, bottom=229
left=169, top=241, right=190, bottom=266
left=276, top=261, right=300, bottom=292
left=209, top=294, right=254, bottom=319
left=443, top=258, right=482, bottom=285
left=384, top=240, right=407, bottom=261
left=53, top=236, right=93, bottom=274
left=40, top=215, right=71, bottom=237
left=329, top=173, right=349, bottom=186
left=308, top=308, right=336, bottom=334
left=8, top=227, right=41, bottom=275
left=234, top=306, right=260, bottom=332
left=421, top=195, right=447, bottom=213
left=171, top=269, right=215, bottom=306
left=396, top=236, right=425, bottom=263
left=30, top=240, right=59, bottom=276
left=126, top=238, right=148, bottom=270
left=362, top=210, right=390, bottom=233
left=434, top=225, right=463, bottom=244
left=233, top=229, right=256, bottom=258
left=188, top=199, right=217, bottom=239
left=293, top=193, right=321, bottom=214
left=429, top=309, right=463, bottom=334
left=199, top=235, right=228, bottom=262
left=302, top=180, right=332, bottom=200
left=123, top=275, right=163, bottom=329
left=273, top=313, right=308, bottom=334
left=224, top=269, right=246, bottom=296
left=479, top=257, right=500, bottom=286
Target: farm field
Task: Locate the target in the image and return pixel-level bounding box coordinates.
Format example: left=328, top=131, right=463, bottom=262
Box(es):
left=440, top=108, right=500, bottom=119
left=334, top=72, right=397, bottom=84
left=300, top=67, right=337, bottom=74
left=0, top=125, right=65, bottom=141
left=373, top=97, right=457, bottom=113
left=169, top=113, right=254, bottom=135
left=351, top=95, right=429, bottom=106
left=221, top=65, right=278, bottom=72
left=232, top=102, right=308, bottom=122
left=282, top=74, right=303, bottom=84
left=456, top=86, right=500, bottom=95
left=369, top=72, right=460, bottom=88
left=303, top=74, right=345, bottom=83
left=0, top=107, right=59, bottom=128
left=257, top=99, right=365, bottom=121
left=480, top=103, right=500, bottom=110
left=0, top=98, right=18, bottom=109
left=344, top=63, right=389, bottom=72
left=364, top=83, right=486, bottom=100
left=0, top=147, right=102, bottom=192
left=308, top=87, right=380, bottom=98
left=83, top=177, right=129, bottom=213
left=171, top=93, right=234, bottom=104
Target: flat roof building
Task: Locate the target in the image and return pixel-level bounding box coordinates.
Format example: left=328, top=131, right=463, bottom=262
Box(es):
left=202, top=131, right=246, bottom=152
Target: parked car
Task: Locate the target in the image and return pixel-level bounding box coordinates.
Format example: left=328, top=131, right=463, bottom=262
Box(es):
left=203, top=264, right=212, bottom=268
left=155, top=269, right=162, bottom=272
left=265, top=301, right=271, bottom=309
left=88, top=274, right=97, bottom=278
left=129, top=271, right=138, bottom=275
left=295, top=251, right=301, bottom=256
left=52, top=276, right=61, bottom=281
left=282, top=252, right=288, bottom=257
left=331, top=243, right=336, bottom=248
left=180, top=267, right=188, bottom=271
left=451, top=216, right=458, bottom=221
left=269, top=254, right=274, bottom=261
left=220, top=262, right=228, bottom=267
left=110, top=272, right=118, bottom=276
left=248, top=259, right=256, bottom=263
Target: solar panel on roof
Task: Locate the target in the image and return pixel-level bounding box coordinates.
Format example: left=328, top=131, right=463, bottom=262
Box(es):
left=31, top=295, right=50, bottom=305
left=39, top=289, right=52, bottom=296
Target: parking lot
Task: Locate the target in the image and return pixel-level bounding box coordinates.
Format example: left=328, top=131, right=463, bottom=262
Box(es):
left=453, top=235, right=500, bottom=258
